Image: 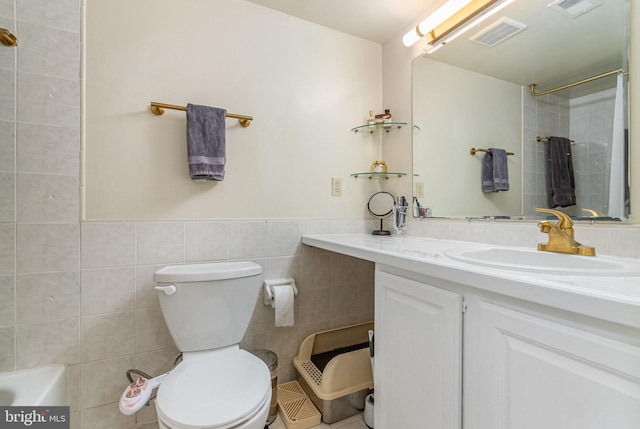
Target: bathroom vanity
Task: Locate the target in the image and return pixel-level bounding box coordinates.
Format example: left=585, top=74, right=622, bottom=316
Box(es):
left=301, top=234, right=640, bottom=429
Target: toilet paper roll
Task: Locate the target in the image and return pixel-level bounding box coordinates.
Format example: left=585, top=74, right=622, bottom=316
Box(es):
left=273, top=284, right=294, bottom=327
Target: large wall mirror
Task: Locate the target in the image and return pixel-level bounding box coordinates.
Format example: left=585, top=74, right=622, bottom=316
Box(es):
left=412, top=0, right=629, bottom=220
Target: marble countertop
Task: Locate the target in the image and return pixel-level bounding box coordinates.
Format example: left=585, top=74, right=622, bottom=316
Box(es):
left=302, top=234, right=640, bottom=329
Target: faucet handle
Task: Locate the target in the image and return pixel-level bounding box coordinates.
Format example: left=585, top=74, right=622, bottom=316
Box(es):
left=582, top=208, right=604, bottom=217
left=535, top=208, right=573, bottom=229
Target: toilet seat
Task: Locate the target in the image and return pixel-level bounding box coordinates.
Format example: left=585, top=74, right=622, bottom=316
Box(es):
left=156, top=347, right=271, bottom=429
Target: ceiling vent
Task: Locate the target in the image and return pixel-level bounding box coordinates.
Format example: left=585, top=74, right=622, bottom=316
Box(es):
left=469, top=17, right=527, bottom=47
left=548, top=0, right=604, bottom=19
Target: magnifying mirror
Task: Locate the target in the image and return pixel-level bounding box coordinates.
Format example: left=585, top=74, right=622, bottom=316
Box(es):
left=367, top=191, right=395, bottom=236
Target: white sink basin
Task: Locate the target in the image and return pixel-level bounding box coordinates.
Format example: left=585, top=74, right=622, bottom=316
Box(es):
left=445, top=247, right=639, bottom=276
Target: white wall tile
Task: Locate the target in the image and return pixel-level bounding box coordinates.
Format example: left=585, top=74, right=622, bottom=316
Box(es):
left=228, top=221, right=266, bottom=259
left=81, top=223, right=135, bottom=269
left=67, top=363, right=80, bottom=412
left=16, top=317, right=79, bottom=368
left=16, top=21, right=80, bottom=79
left=264, top=256, right=299, bottom=282
left=16, top=173, right=79, bottom=222
left=16, top=271, right=79, bottom=323
left=185, top=221, right=227, bottom=262
left=0, top=0, right=14, bottom=18
left=0, top=171, right=15, bottom=222
left=0, top=120, right=15, bottom=171
left=0, top=68, right=15, bottom=121
left=17, top=122, right=79, bottom=175
left=79, top=355, right=135, bottom=410
left=137, top=222, right=184, bottom=265
left=16, top=0, right=80, bottom=33
left=0, top=274, right=13, bottom=327
left=607, top=227, right=640, bottom=258
left=16, top=223, right=79, bottom=273
left=81, top=267, right=135, bottom=315
left=135, top=264, right=164, bottom=310
left=0, top=326, right=14, bottom=371
left=0, top=223, right=14, bottom=274
left=267, top=220, right=301, bottom=257
left=0, top=21, right=12, bottom=72
left=135, top=308, right=173, bottom=353
left=81, top=312, right=137, bottom=361
left=17, top=72, right=80, bottom=127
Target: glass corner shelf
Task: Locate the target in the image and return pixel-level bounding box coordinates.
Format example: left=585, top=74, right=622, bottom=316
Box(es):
left=351, top=122, right=407, bottom=133
left=351, top=172, right=407, bottom=180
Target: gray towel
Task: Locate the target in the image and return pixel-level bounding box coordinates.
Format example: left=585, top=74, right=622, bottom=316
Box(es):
left=186, top=103, right=227, bottom=181
left=545, top=137, right=575, bottom=207
left=482, top=148, right=509, bottom=193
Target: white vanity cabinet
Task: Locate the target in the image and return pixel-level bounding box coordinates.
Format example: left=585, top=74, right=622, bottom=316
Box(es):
left=374, top=269, right=463, bottom=429
left=465, top=300, right=640, bottom=429
left=375, top=267, right=640, bottom=429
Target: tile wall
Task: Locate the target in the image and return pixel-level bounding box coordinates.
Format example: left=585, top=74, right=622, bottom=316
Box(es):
left=75, top=219, right=375, bottom=428
left=0, top=0, right=82, bottom=377
left=523, top=86, right=624, bottom=218
left=522, top=90, right=570, bottom=216
left=570, top=87, right=620, bottom=215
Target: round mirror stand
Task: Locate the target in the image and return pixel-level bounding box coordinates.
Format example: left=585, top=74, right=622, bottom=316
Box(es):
left=368, top=191, right=395, bottom=235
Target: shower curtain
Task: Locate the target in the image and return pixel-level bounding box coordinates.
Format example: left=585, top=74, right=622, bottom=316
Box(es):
left=608, top=72, right=626, bottom=219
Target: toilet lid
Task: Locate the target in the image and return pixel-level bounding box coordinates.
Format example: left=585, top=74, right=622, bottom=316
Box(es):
left=156, top=349, right=271, bottom=429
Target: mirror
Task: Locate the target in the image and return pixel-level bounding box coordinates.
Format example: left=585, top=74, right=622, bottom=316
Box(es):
left=368, top=191, right=395, bottom=235
left=412, top=0, right=629, bottom=220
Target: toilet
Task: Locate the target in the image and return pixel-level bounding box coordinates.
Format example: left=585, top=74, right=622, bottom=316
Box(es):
left=153, top=261, right=271, bottom=429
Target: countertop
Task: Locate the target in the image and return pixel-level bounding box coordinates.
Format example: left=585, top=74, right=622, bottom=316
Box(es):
left=302, top=234, right=640, bottom=329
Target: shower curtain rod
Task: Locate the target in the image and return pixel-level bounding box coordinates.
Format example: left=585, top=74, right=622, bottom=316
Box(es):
left=530, top=68, right=627, bottom=97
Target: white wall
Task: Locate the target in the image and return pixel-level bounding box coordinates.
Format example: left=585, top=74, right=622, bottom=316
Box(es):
left=413, top=58, right=522, bottom=217
left=84, top=0, right=383, bottom=220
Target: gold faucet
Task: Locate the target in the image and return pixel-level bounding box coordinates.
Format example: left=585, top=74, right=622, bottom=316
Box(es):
left=535, top=208, right=596, bottom=256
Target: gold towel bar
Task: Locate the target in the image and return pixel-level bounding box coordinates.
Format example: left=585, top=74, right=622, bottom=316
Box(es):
left=0, top=28, right=18, bottom=47
left=150, top=102, right=253, bottom=127
left=536, top=136, right=575, bottom=143
left=470, top=148, right=515, bottom=156
left=530, top=68, right=626, bottom=97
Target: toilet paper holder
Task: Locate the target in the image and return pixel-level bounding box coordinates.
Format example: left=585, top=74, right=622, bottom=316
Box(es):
left=264, top=278, right=298, bottom=307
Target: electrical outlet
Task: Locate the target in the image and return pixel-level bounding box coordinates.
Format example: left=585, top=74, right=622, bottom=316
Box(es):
left=415, top=181, right=424, bottom=199
left=331, top=177, right=343, bottom=197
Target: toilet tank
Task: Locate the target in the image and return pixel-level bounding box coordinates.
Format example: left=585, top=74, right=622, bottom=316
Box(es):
left=153, top=262, right=262, bottom=352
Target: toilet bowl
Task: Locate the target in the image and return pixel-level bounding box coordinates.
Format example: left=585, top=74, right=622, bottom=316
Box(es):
left=153, top=262, right=270, bottom=429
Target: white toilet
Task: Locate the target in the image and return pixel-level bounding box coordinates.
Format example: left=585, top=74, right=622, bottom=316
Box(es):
left=153, top=261, right=271, bottom=429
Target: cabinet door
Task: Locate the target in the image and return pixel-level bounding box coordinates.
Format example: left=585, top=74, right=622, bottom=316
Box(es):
left=474, top=302, right=640, bottom=429
left=375, top=270, right=462, bottom=429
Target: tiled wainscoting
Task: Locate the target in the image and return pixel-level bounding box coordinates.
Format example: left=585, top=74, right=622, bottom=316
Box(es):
left=2, top=217, right=640, bottom=428
left=1, top=219, right=376, bottom=428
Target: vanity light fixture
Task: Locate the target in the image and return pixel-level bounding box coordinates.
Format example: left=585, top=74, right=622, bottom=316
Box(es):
left=403, top=0, right=517, bottom=52
left=403, top=0, right=472, bottom=47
